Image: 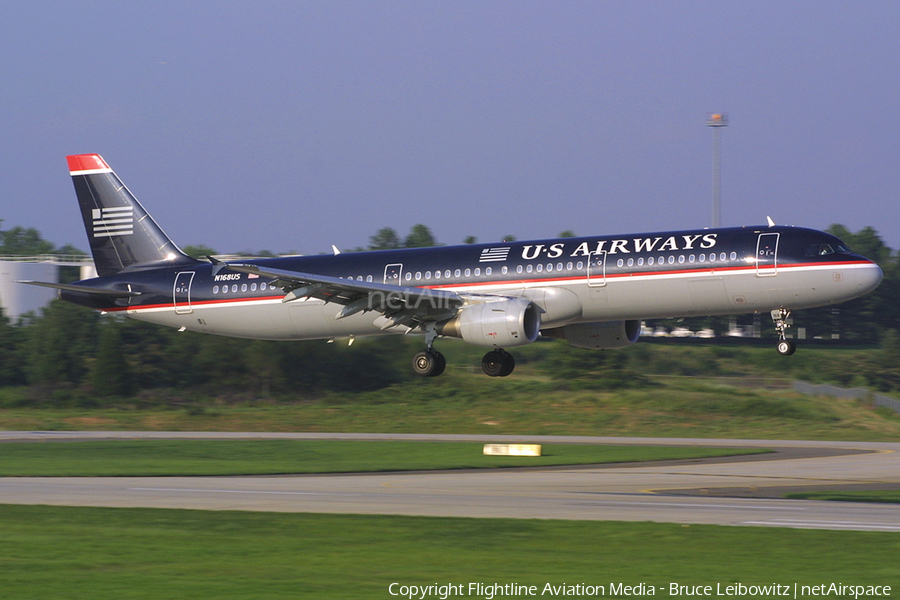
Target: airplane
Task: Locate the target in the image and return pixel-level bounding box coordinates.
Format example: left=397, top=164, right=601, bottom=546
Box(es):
left=22, top=154, right=883, bottom=378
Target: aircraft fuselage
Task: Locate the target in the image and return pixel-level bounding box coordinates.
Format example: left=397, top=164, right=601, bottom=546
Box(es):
left=62, top=225, right=882, bottom=341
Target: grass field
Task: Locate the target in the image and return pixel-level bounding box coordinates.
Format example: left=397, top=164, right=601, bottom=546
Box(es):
left=785, top=490, right=900, bottom=504
left=1, top=505, right=898, bottom=599
left=2, top=372, right=899, bottom=441
left=0, top=440, right=764, bottom=476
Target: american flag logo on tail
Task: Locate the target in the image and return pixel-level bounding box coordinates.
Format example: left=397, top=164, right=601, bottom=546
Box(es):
left=92, top=206, right=134, bottom=238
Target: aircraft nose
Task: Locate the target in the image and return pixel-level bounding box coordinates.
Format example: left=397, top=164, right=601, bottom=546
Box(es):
left=855, top=261, right=883, bottom=295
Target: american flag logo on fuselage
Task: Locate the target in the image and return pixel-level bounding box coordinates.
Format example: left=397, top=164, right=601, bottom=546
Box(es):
left=479, top=247, right=511, bottom=262
left=92, top=206, right=134, bottom=238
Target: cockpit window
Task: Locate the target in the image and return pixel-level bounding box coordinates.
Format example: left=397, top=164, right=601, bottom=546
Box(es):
left=805, top=242, right=854, bottom=257
left=806, top=243, right=835, bottom=257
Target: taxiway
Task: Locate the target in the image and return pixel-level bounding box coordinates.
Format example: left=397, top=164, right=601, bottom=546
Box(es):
left=1, top=433, right=898, bottom=531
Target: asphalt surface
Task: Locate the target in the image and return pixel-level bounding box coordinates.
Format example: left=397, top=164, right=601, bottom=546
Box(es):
left=1, top=432, right=899, bottom=531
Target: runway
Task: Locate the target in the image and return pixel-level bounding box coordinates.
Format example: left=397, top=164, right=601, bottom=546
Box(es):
left=2, top=432, right=899, bottom=531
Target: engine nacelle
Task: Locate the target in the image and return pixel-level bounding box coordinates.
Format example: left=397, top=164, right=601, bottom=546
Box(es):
left=543, top=320, right=641, bottom=349
left=437, top=298, right=541, bottom=348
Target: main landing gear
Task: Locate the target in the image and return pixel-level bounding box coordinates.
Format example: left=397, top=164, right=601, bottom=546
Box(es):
left=413, top=324, right=446, bottom=377
left=412, top=348, right=517, bottom=377
left=412, top=349, right=446, bottom=377
left=481, top=349, right=515, bottom=377
left=772, top=307, right=796, bottom=356
left=412, top=325, right=516, bottom=378
left=413, top=348, right=516, bottom=377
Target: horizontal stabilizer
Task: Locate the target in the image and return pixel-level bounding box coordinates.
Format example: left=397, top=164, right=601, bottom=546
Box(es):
left=17, top=280, right=141, bottom=298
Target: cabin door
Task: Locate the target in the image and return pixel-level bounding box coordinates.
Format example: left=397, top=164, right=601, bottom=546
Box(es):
left=383, top=263, right=403, bottom=285
left=587, top=252, right=607, bottom=287
left=173, top=271, right=195, bottom=314
left=756, top=233, right=780, bottom=277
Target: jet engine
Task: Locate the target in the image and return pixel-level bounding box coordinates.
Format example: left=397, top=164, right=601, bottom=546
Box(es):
left=437, top=298, right=541, bottom=348
left=543, top=320, right=641, bottom=349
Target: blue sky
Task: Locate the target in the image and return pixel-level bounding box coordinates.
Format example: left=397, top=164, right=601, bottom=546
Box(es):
left=2, top=1, right=898, bottom=255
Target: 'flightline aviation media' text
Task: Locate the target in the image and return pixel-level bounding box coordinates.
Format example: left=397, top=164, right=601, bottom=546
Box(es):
left=388, top=582, right=892, bottom=599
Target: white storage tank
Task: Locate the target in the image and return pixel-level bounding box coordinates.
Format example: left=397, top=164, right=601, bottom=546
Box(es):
left=0, top=261, right=60, bottom=321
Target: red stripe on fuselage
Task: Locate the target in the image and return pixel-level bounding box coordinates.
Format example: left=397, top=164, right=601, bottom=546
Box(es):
left=112, top=260, right=871, bottom=314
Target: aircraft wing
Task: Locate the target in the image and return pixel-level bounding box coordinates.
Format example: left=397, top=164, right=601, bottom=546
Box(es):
left=224, top=262, right=464, bottom=328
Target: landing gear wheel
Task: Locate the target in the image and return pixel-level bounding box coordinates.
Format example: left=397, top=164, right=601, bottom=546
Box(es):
left=433, top=351, right=446, bottom=376
left=776, top=340, right=796, bottom=356
left=771, top=308, right=797, bottom=356
left=482, top=349, right=515, bottom=377
left=413, top=349, right=446, bottom=377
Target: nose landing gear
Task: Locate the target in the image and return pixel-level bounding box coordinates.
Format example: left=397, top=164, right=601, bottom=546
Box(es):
left=772, top=308, right=796, bottom=356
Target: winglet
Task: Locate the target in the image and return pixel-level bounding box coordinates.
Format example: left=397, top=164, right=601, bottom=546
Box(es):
left=331, top=244, right=341, bottom=255
left=766, top=216, right=776, bottom=227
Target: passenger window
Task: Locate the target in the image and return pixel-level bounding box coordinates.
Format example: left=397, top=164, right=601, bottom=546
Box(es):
left=434, top=271, right=441, bottom=279
left=425, top=271, right=432, bottom=280
left=730, top=252, right=737, bottom=260
left=454, top=269, right=461, bottom=277
left=464, top=268, right=471, bottom=277
left=719, top=252, right=726, bottom=261
left=415, top=272, right=422, bottom=281
left=405, top=272, right=412, bottom=281
left=546, top=264, right=552, bottom=272
left=445, top=270, right=451, bottom=278
left=626, top=258, right=634, bottom=267
left=232, top=284, right=238, bottom=293
left=709, top=253, right=716, bottom=261
left=516, top=265, right=523, bottom=274
left=241, top=284, right=247, bottom=292
left=213, top=285, right=219, bottom=294
left=638, top=257, right=644, bottom=266
left=566, top=262, right=572, bottom=270
left=678, top=256, right=685, bottom=264
left=699, top=254, right=706, bottom=263
left=367, top=275, right=373, bottom=282
left=261, top=283, right=267, bottom=291
left=617, top=259, right=624, bottom=268
left=688, top=255, right=695, bottom=263
left=251, top=283, right=257, bottom=291
left=576, top=261, right=584, bottom=270
left=474, top=268, right=480, bottom=276
left=648, top=257, right=654, bottom=266
left=536, top=264, right=543, bottom=272
left=658, top=256, right=665, bottom=264
left=526, top=264, right=533, bottom=273
left=557, top=262, right=564, bottom=271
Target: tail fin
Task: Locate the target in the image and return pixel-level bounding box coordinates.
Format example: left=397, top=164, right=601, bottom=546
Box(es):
left=67, top=154, right=199, bottom=277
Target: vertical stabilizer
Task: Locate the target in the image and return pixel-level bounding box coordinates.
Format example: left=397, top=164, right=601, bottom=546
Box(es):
left=67, top=154, right=199, bottom=277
